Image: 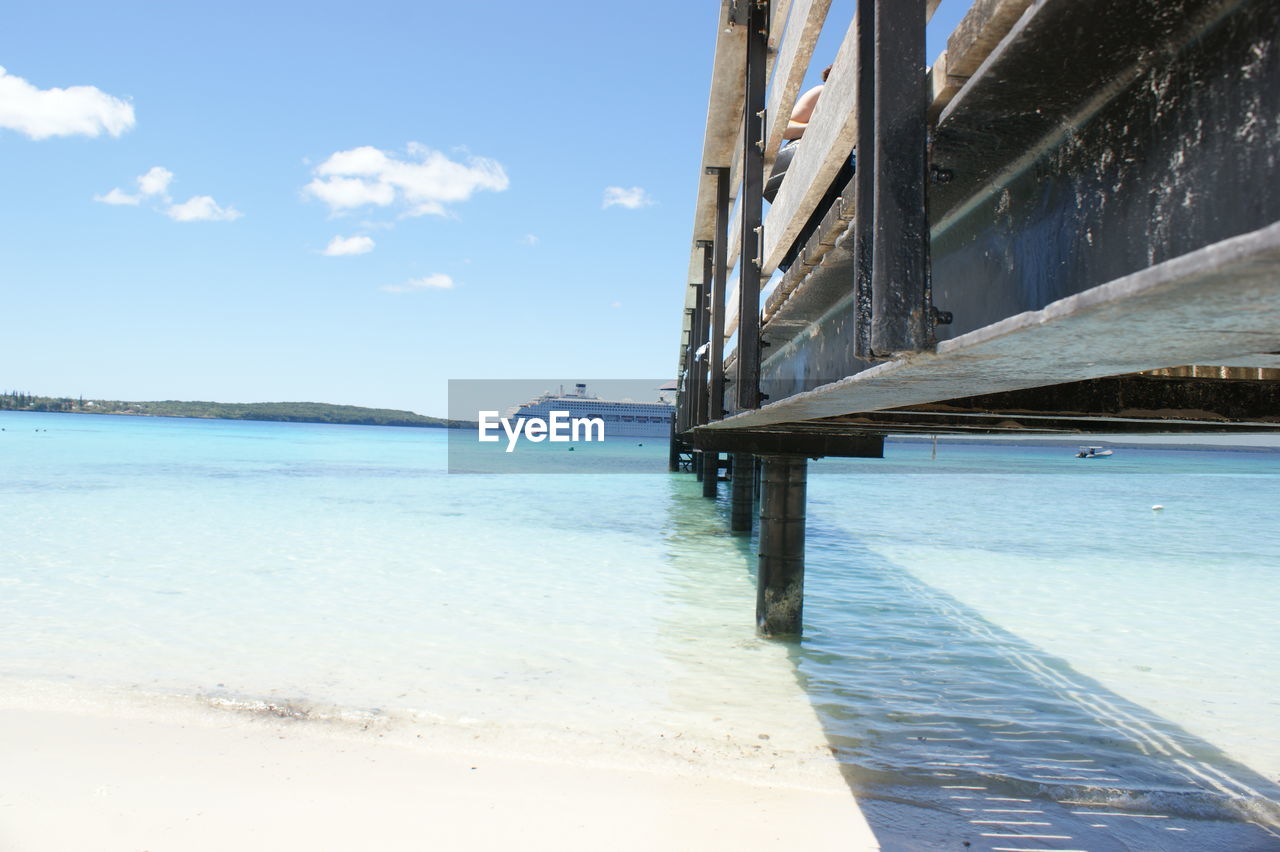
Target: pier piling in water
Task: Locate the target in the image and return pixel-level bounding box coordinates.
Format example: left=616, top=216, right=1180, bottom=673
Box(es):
left=756, top=455, right=807, bottom=637
left=702, top=451, right=719, bottom=497
left=730, top=453, right=755, bottom=532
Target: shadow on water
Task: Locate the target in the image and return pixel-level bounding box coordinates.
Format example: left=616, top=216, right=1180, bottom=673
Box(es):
left=782, top=513, right=1280, bottom=852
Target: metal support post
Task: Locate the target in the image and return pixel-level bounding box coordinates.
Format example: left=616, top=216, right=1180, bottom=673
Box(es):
left=694, top=353, right=709, bottom=426
left=756, top=455, right=807, bottom=637
left=730, top=453, right=755, bottom=532
left=869, top=0, right=931, bottom=356
left=695, top=239, right=714, bottom=427
left=708, top=166, right=730, bottom=420
left=853, top=0, right=876, bottom=359
left=737, top=0, right=769, bottom=411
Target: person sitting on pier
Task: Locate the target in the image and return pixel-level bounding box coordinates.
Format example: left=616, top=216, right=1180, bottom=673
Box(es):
left=764, top=64, right=857, bottom=272
left=764, top=65, right=830, bottom=204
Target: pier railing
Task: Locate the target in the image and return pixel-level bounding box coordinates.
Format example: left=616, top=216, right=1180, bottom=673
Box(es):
left=676, top=0, right=1280, bottom=438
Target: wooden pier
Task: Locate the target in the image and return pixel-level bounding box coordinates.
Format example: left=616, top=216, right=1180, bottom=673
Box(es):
left=672, top=0, right=1280, bottom=636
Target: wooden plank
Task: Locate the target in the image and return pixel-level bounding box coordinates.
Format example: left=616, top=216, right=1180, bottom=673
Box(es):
left=703, top=221, right=1280, bottom=428
left=679, top=3, right=743, bottom=374
left=724, top=190, right=743, bottom=278
left=724, top=262, right=741, bottom=337
left=759, top=13, right=860, bottom=275
left=762, top=0, right=832, bottom=171
left=928, top=50, right=966, bottom=119
left=945, top=0, right=1033, bottom=77
left=757, top=1, right=943, bottom=274
left=685, top=1, right=746, bottom=285
left=727, top=1, right=941, bottom=344
left=722, top=0, right=809, bottom=272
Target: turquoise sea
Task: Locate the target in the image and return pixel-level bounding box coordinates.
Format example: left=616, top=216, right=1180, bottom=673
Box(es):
left=2, top=410, right=1278, bottom=851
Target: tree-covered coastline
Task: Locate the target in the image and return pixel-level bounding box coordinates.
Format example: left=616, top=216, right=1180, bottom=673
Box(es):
left=0, top=391, right=467, bottom=429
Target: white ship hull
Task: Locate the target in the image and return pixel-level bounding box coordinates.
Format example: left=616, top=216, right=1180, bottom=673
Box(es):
left=510, top=384, right=674, bottom=439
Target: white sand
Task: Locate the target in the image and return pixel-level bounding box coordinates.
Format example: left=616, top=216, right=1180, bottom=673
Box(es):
left=0, top=702, right=880, bottom=851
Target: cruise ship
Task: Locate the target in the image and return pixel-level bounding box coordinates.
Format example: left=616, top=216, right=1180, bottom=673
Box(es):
left=507, top=383, right=674, bottom=438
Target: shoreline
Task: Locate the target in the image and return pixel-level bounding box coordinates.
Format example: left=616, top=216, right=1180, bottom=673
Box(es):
left=0, top=406, right=470, bottom=431
left=0, top=682, right=880, bottom=851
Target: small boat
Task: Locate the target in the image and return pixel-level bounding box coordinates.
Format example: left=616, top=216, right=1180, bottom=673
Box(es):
left=1075, top=445, right=1114, bottom=458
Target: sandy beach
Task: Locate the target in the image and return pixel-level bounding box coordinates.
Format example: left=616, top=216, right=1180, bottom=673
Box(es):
left=0, top=699, right=880, bottom=852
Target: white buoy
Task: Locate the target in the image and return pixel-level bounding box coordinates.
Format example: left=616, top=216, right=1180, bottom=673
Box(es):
left=1151, top=504, right=1164, bottom=511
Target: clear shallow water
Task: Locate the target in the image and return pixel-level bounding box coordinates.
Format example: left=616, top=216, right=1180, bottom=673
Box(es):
left=2, top=412, right=1278, bottom=850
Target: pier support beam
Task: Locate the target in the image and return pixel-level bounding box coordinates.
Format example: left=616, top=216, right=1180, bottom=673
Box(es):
left=702, top=451, right=720, bottom=497
left=736, top=0, right=768, bottom=411
left=730, top=453, right=755, bottom=532
left=708, top=166, right=729, bottom=422
left=870, top=0, right=931, bottom=356
left=756, top=455, right=807, bottom=637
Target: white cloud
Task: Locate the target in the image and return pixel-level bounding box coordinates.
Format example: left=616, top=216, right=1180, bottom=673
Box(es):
left=166, top=195, right=241, bottom=222
left=380, top=273, right=455, bottom=294
left=304, top=175, right=395, bottom=210
left=137, top=166, right=173, bottom=197
left=0, top=66, right=135, bottom=140
left=95, top=165, right=175, bottom=206
left=323, top=234, right=375, bottom=256
left=305, top=143, right=509, bottom=217
left=96, top=166, right=239, bottom=222
left=602, top=186, right=655, bottom=210
left=93, top=187, right=140, bottom=205
left=520, top=233, right=539, bottom=246
left=317, top=146, right=391, bottom=176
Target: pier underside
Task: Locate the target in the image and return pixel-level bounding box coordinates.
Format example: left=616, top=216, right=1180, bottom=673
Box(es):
left=674, top=0, right=1279, bottom=642
left=684, top=0, right=1280, bottom=449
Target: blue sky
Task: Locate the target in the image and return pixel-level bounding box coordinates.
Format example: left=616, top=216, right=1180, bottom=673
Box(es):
left=1, top=1, right=968, bottom=416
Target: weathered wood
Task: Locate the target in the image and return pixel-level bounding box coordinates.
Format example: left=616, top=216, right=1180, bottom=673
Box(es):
left=760, top=13, right=859, bottom=275
left=724, top=196, right=743, bottom=280
left=945, top=0, right=1033, bottom=77
left=705, top=221, right=1280, bottom=429
left=763, top=0, right=832, bottom=171
left=686, top=2, right=746, bottom=286
left=723, top=0, right=801, bottom=274
left=725, top=267, right=741, bottom=339
left=686, top=429, right=884, bottom=456
left=762, top=193, right=856, bottom=337
left=928, top=50, right=966, bottom=120
left=678, top=3, right=744, bottom=388
left=1144, top=364, right=1280, bottom=379
left=725, top=1, right=942, bottom=341
left=755, top=1, right=942, bottom=275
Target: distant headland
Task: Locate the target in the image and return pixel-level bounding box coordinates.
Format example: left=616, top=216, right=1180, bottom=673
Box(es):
left=0, top=392, right=468, bottom=429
